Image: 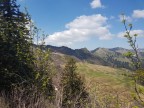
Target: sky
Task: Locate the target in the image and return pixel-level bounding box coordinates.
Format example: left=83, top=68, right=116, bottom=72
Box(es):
left=18, top=0, right=144, bottom=50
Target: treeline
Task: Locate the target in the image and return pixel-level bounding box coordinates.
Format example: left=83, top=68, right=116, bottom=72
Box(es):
left=0, top=0, right=89, bottom=108
left=105, top=54, right=131, bottom=69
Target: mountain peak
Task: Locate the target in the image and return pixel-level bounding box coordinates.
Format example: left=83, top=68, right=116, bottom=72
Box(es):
left=79, top=47, right=90, bottom=53
left=91, top=47, right=109, bottom=53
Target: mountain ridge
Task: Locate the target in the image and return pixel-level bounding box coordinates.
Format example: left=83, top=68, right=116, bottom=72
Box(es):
left=46, top=45, right=108, bottom=65
left=45, top=45, right=144, bottom=69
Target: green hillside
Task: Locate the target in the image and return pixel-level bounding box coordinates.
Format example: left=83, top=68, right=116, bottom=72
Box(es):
left=92, top=47, right=132, bottom=69
left=77, top=62, right=133, bottom=87
left=1, top=0, right=144, bottom=108
left=76, top=62, right=141, bottom=107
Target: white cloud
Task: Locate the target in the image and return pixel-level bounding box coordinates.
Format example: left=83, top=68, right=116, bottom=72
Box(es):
left=117, top=30, right=144, bottom=38
left=119, top=15, right=132, bottom=22
left=110, top=16, right=115, bottom=20
left=45, top=14, right=113, bottom=46
left=132, top=10, right=144, bottom=18
left=66, top=14, right=107, bottom=29
left=90, top=0, right=103, bottom=9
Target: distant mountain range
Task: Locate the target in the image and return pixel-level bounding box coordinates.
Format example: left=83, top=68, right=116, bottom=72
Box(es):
left=45, top=45, right=144, bottom=69
left=45, top=45, right=108, bottom=65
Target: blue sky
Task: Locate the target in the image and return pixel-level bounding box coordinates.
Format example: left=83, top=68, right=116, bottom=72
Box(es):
left=18, top=0, right=144, bottom=50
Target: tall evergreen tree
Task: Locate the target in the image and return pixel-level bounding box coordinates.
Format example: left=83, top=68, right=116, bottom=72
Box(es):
left=0, top=0, right=34, bottom=90
left=61, top=58, right=89, bottom=107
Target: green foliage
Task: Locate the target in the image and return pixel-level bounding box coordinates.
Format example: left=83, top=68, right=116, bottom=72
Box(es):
left=0, top=0, right=35, bottom=90
left=0, top=0, right=55, bottom=102
left=61, top=58, right=89, bottom=107
left=122, top=14, right=141, bottom=70
left=34, top=46, right=55, bottom=99
left=122, top=14, right=144, bottom=105
left=124, top=51, right=134, bottom=58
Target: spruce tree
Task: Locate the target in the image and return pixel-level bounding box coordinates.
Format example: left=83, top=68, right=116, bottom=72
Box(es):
left=0, top=0, right=34, bottom=90
left=61, top=58, right=89, bottom=107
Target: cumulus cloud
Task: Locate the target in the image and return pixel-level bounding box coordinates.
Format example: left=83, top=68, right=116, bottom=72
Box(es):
left=45, top=14, right=113, bottom=46
left=117, top=30, right=144, bottom=38
left=132, top=10, right=144, bottom=18
left=90, top=0, right=103, bottom=9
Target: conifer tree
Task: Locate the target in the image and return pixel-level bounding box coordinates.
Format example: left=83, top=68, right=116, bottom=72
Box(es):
left=0, top=0, right=34, bottom=90
left=61, top=58, right=88, bottom=107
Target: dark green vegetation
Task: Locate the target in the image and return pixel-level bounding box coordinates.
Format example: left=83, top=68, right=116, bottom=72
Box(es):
left=0, top=0, right=54, bottom=107
left=0, top=0, right=89, bottom=107
left=0, top=0, right=35, bottom=90
left=61, top=58, right=89, bottom=108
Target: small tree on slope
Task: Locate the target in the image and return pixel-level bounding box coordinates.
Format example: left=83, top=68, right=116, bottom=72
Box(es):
left=61, top=58, right=89, bottom=108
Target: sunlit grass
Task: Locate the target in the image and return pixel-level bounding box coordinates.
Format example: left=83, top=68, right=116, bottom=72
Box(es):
left=76, top=62, right=138, bottom=107
left=77, top=62, right=133, bottom=86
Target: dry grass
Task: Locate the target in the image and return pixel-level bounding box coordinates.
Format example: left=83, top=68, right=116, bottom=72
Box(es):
left=0, top=62, right=142, bottom=108
left=77, top=62, right=132, bottom=85
left=77, top=62, right=140, bottom=108
left=0, top=97, right=9, bottom=108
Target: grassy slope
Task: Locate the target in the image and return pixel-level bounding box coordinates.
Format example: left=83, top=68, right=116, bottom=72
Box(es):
left=92, top=48, right=130, bottom=63
left=52, top=52, right=134, bottom=90
left=76, top=62, right=138, bottom=107
left=77, top=62, right=133, bottom=87
left=51, top=52, right=142, bottom=107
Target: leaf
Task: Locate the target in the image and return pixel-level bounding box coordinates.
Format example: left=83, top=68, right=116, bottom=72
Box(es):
left=123, top=51, right=133, bottom=57
left=134, top=34, right=138, bottom=37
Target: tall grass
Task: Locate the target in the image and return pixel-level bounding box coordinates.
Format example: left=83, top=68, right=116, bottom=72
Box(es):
left=0, top=85, right=55, bottom=108
left=0, top=84, right=141, bottom=108
left=0, top=62, right=142, bottom=108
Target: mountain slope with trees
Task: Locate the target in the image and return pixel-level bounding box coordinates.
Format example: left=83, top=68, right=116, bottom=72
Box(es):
left=46, top=45, right=144, bottom=69
left=0, top=0, right=144, bottom=108
left=46, top=45, right=108, bottom=65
